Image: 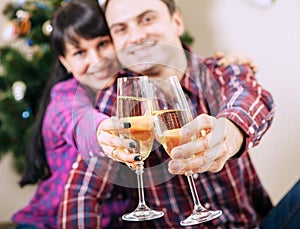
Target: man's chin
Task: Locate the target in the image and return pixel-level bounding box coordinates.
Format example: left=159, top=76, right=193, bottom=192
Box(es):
left=126, top=63, right=157, bottom=76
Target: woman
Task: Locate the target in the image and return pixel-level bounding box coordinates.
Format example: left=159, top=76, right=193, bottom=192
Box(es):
left=11, top=1, right=120, bottom=228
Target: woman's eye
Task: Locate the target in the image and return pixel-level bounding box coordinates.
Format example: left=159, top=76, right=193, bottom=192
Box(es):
left=99, top=40, right=109, bottom=47
left=73, top=50, right=84, bottom=57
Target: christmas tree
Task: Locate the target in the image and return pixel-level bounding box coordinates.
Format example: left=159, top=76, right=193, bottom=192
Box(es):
left=0, top=0, right=193, bottom=174
left=0, top=0, right=69, bottom=173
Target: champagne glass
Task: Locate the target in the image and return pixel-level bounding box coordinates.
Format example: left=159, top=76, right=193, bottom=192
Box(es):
left=151, top=76, right=222, bottom=226
left=117, top=76, right=164, bottom=221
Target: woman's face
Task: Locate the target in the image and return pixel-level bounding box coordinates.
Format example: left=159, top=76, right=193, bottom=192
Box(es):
left=59, top=35, right=120, bottom=92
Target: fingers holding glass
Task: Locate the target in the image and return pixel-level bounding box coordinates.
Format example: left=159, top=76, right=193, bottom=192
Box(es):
left=169, top=118, right=228, bottom=174
left=169, top=142, right=228, bottom=174
left=97, top=118, right=141, bottom=164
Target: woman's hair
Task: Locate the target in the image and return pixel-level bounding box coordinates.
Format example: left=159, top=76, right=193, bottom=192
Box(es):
left=19, top=0, right=110, bottom=186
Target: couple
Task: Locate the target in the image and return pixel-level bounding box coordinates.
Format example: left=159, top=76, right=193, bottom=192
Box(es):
left=12, top=0, right=299, bottom=228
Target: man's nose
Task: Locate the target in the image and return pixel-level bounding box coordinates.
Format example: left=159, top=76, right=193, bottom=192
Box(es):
left=127, top=24, right=147, bottom=44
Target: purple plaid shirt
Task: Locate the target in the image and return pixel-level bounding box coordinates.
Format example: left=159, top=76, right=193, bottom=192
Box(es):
left=12, top=78, right=108, bottom=229
left=58, top=53, right=275, bottom=228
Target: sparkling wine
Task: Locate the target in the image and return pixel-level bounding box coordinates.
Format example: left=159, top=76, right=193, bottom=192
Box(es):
left=161, top=128, right=181, bottom=156
left=153, top=109, right=190, bottom=156
left=117, top=96, right=154, bottom=160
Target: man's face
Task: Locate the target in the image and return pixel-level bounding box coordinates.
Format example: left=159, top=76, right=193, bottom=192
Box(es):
left=105, top=0, right=185, bottom=77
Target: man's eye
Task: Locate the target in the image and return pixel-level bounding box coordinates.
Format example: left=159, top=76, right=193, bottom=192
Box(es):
left=141, top=14, right=155, bottom=24
left=112, top=26, right=125, bottom=35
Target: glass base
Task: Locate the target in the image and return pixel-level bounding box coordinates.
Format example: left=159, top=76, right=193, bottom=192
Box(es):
left=180, top=209, right=222, bottom=226
left=122, top=206, right=164, bottom=222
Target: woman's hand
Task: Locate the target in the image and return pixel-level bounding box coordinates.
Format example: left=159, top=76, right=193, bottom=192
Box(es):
left=97, top=117, right=141, bottom=169
left=215, top=50, right=258, bottom=73
left=168, top=114, right=244, bottom=174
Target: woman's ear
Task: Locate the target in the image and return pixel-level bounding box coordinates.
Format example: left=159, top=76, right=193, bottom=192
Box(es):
left=59, top=55, right=72, bottom=73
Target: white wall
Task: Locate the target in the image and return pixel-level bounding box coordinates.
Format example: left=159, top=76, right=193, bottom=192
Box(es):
left=1, top=0, right=300, bottom=223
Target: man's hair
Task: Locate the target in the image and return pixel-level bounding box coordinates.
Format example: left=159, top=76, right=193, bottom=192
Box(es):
left=103, top=0, right=176, bottom=15
left=161, top=0, right=176, bottom=14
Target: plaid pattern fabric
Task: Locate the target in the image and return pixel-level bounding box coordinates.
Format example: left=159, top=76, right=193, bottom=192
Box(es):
left=58, top=52, right=274, bottom=228
left=12, top=78, right=108, bottom=229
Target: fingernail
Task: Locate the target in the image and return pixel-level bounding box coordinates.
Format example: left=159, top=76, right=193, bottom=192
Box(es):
left=123, top=122, right=131, bottom=128
left=129, top=142, right=136, bottom=148
left=134, top=155, right=142, bottom=161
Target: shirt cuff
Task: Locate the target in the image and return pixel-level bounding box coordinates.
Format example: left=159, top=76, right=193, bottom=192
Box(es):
left=217, top=107, right=257, bottom=157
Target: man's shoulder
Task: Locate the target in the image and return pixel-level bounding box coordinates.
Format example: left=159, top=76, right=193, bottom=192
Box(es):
left=189, top=52, right=220, bottom=74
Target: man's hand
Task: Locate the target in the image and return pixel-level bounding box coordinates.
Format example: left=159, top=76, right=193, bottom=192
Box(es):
left=168, top=114, right=244, bottom=174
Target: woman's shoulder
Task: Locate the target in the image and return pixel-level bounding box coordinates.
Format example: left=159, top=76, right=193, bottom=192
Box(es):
left=51, top=78, right=80, bottom=97
left=51, top=78, right=80, bottom=94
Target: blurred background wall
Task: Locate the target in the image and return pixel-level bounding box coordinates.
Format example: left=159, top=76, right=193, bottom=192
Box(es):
left=1, top=0, right=300, bottom=223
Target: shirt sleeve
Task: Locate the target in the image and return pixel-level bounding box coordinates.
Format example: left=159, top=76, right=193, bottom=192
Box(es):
left=204, top=58, right=275, bottom=152
left=71, top=85, right=109, bottom=159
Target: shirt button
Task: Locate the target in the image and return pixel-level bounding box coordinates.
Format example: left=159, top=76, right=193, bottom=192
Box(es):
left=193, top=173, right=199, bottom=179
left=204, top=203, right=210, bottom=209
left=249, top=126, right=255, bottom=134
left=118, top=217, right=122, bottom=222
left=72, top=162, right=79, bottom=169
left=117, top=194, right=123, bottom=199
left=248, top=142, right=253, bottom=149
left=106, top=193, right=111, bottom=199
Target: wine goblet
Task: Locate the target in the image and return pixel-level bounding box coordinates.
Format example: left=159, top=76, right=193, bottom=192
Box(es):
left=151, top=76, right=222, bottom=226
left=117, top=76, right=164, bottom=221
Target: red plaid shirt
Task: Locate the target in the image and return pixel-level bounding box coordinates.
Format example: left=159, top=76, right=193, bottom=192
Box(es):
left=58, top=52, right=275, bottom=229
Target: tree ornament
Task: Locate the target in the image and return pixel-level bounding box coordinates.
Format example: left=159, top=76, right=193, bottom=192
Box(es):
left=22, top=107, right=32, bottom=119
left=16, top=10, right=31, bottom=36
left=26, top=38, right=33, bottom=46
left=12, top=81, right=27, bottom=101
left=42, top=20, right=53, bottom=36
left=1, top=20, right=19, bottom=41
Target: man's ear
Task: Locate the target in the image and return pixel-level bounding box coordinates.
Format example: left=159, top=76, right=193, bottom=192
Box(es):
left=172, top=9, right=185, bottom=37
left=59, top=55, right=72, bottom=73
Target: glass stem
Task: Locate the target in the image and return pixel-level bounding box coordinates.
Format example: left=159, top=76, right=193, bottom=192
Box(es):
left=186, top=172, right=205, bottom=212
left=135, top=162, right=148, bottom=209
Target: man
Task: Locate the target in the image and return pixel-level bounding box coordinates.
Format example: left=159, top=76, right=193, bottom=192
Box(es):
left=58, top=0, right=286, bottom=228
left=102, top=0, right=253, bottom=175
